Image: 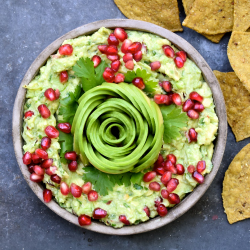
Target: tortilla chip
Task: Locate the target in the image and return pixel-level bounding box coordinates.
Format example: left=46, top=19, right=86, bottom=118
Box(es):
left=228, top=31, right=250, bottom=92
left=182, top=0, right=225, bottom=43
left=114, top=0, right=183, bottom=32
left=222, top=143, right=250, bottom=224
left=233, top=0, right=250, bottom=31
left=214, top=71, right=250, bottom=141
left=182, top=0, right=234, bottom=35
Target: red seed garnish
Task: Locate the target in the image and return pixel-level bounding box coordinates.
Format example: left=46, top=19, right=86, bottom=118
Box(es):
left=121, top=39, right=132, bottom=53
left=55, top=89, right=60, bottom=99
left=82, top=182, right=92, bottom=195
left=68, top=161, right=78, bottom=172
left=174, top=57, right=184, bottom=68
left=60, top=182, right=70, bottom=195
left=43, top=189, right=52, bottom=203
left=182, top=99, right=195, bottom=112
left=164, top=160, right=177, bottom=174
left=115, top=73, right=125, bottom=83
left=127, top=42, right=142, bottom=54
left=45, top=166, right=57, bottom=176
left=30, top=173, right=44, bottom=183
left=176, top=51, right=187, bottom=62
left=154, top=197, right=163, bottom=207
left=193, top=102, right=205, bottom=112
left=161, top=171, right=172, bottom=185
left=23, top=151, right=32, bottom=165
left=107, top=54, right=120, bottom=62
left=157, top=204, right=168, bottom=217
left=45, top=126, right=59, bottom=138
left=119, top=215, right=130, bottom=225
left=125, top=60, right=134, bottom=70
left=38, top=104, right=50, bottom=119
left=143, top=206, right=150, bottom=217
left=188, top=128, right=197, bottom=142
left=111, top=60, right=121, bottom=72
left=41, top=158, right=53, bottom=169
left=187, top=165, right=195, bottom=174
left=161, top=189, right=169, bottom=199
left=156, top=154, right=164, bottom=165
left=57, top=123, right=71, bottom=133
left=187, top=109, right=199, bottom=119
left=166, top=178, right=179, bottom=193
left=70, top=183, right=82, bottom=198
left=35, top=148, right=48, bottom=160
left=103, top=67, right=115, bottom=83
left=168, top=193, right=180, bottom=204
left=98, top=45, right=108, bottom=54
left=189, top=92, right=203, bottom=103
left=150, top=61, right=161, bottom=71
left=154, top=165, right=165, bottom=176
left=176, top=164, right=185, bottom=175
left=166, top=154, right=176, bottom=165
left=93, top=208, right=107, bottom=219
left=64, top=151, right=77, bottom=161
left=162, top=81, right=172, bottom=92
left=132, top=77, right=145, bottom=89
left=197, top=161, right=206, bottom=174
left=143, top=171, right=157, bottom=182
left=24, top=110, right=34, bottom=118
left=162, top=45, right=175, bottom=58
left=51, top=174, right=61, bottom=184
left=154, top=94, right=168, bottom=104
left=59, top=44, right=73, bottom=55
left=78, top=215, right=92, bottom=226
left=27, top=164, right=35, bottom=173
left=114, top=28, right=128, bottom=42
left=59, top=71, right=68, bottom=83
left=108, top=33, right=119, bottom=46
left=172, top=93, right=182, bottom=106
left=91, top=55, right=102, bottom=68
left=133, top=51, right=142, bottom=62
left=149, top=181, right=161, bottom=191
left=123, top=53, right=133, bottom=63
left=106, top=45, right=118, bottom=55
left=33, top=165, right=45, bottom=176
left=88, top=190, right=98, bottom=201
left=44, top=88, right=56, bottom=101
left=32, top=153, right=42, bottom=164
left=192, top=171, right=205, bottom=184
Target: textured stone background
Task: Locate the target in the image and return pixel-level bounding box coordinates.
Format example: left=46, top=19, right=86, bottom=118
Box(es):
left=1, top=0, right=250, bottom=249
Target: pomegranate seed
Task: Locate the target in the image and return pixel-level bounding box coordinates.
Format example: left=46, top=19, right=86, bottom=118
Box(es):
left=189, top=92, right=203, bottom=103
left=172, top=93, right=182, bottom=106
left=33, top=165, right=45, bottom=176
left=35, top=148, right=48, bottom=160
left=166, top=178, right=179, bottom=193
left=107, top=54, right=120, bottom=62
left=78, top=215, right=92, bottom=226
left=57, top=123, right=71, bottom=133
left=41, top=137, right=51, bottom=150
left=55, top=89, right=60, bottom=99
left=125, top=60, right=134, bottom=70
left=192, top=171, right=205, bottom=184
left=157, top=204, right=168, bottom=217
left=98, top=45, right=108, bottom=54
left=51, top=174, right=61, bottom=184
left=156, top=154, right=164, bottom=165
left=176, top=51, right=187, bottom=62
left=59, top=71, right=68, bottom=83
left=166, top=93, right=174, bottom=105
left=162, top=45, right=175, bottom=58
left=121, top=39, right=132, bottom=53
left=93, top=208, right=107, bottom=219
left=114, top=28, right=128, bottom=42
left=91, top=55, right=101, bottom=68
left=70, top=183, right=82, bottom=197
left=188, top=128, right=198, bottom=142
left=187, top=109, right=199, bottom=119
left=182, top=99, right=194, bottom=112
left=119, top=215, right=130, bottom=225
left=176, top=164, right=185, bottom=175
left=103, top=67, right=115, bottom=83
left=115, top=73, right=125, bottom=83
left=162, top=81, right=172, bottom=92
left=161, top=171, right=172, bottom=185
left=166, top=154, right=176, bottom=165
left=161, top=189, right=169, bottom=199
left=128, top=42, right=142, bottom=54
left=111, top=60, right=120, bottom=72
left=45, top=166, right=57, bottom=176
left=106, top=45, right=118, bottom=55
left=27, top=164, right=35, bottom=173
left=30, top=173, right=44, bottom=182
left=149, top=182, right=161, bottom=191
left=150, top=61, right=161, bottom=71
left=174, top=57, right=184, bottom=68
left=41, top=158, right=53, bottom=169
left=45, top=126, right=59, bottom=138
left=164, top=161, right=177, bottom=174
left=154, top=165, right=165, bottom=175
left=88, top=190, right=98, bottom=201
left=82, top=182, right=92, bottom=194
left=38, top=104, right=50, bottom=119
left=108, top=33, right=119, bottom=46
left=132, top=77, right=145, bottom=89
left=197, top=161, right=206, bottom=174
left=168, top=193, right=180, bottom=204
left=64, top=151, right=77, bottom=161
left=154, top=94, right=166, bottom=104
left=143, top=171, right=157, bottom=182
left=24, top=111, right=34, bottom=118
left=43, top=189, right=52, bottom=203
left=58, top=44, right=73, bottom=55
left=32, top=153, right=42, bottom=164
left=23, top=152, right=32, bottom=165
left=154, top=197, right=163, bottom=207
left=187, top=165, right=195, bottom=174
left=60, top=182, right=70, bottom=195
left=143, top=206, right=150, bottom=217
left=133, top=51, right=142, bottom=62
left=123, top=53, right=133, bottom=63
left=68, top=161, right=78, bottom=172
left=193, top=102, right=204, bottom=112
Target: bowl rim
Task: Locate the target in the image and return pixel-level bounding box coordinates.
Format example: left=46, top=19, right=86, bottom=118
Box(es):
left=12, top=18, right=227, bottom=235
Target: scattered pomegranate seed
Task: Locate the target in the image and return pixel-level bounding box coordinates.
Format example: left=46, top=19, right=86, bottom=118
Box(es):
left=91, top=55, right=101, bottom=67
left=23, top=152, right=32, bottom=165
left=143, top=206, right=150, bottom=217
left=150, top=61, right=161, bottom=71
left=107, top=54, right=120, bottom=62
left=154, top=94, right=168, bottom=105
left=157, top=204, right=168, bottom=217
left=24, top=110, right=34, bottom=118
left=164, top=161, right=177, bottom=174
left=88, top=190, right=98, bottom=201
left=41, top=137, right=51, bottom=150
left=154, top=197, right=163, bottom=207
left=115, top=73, right=125, bottom=83
left=162, top=45, right=175, bottom=58
left=106, top=45, right=118, bottom=55
left=188, top=128, right=197, bottom=142
left=154, top=165, right=165, bottom=175
left=45, top=166, right=57, bottom=176
left=128, top=42, right=142, bottom=54
left=133, top=51, right=142, bottom=62
left=189, top=92, right=203, bottom=103
left=68, top=161, right=78, bottom=172
left=57, top=123, right=71, bottom=133
left=193, top=102, right=204, bottom=112
left=187, top=109, right=199, bottom=119
left=30, top=173, right=44, bottom=182
left=59, top=71, right=68, bottom=83
left=43, top=189, right=52, bottom=203
left=197, top=161, right=206, bottom=174
left=35, top=148, right=48, bottom=160
left=64, top=151, right=77, bottom=161
left=176, top=51, right=187, bottom=62
left=55, top=89, right=60, bottom=99
left=70, top=183, right=82, bottom=198
left=27, top=164, right=35, bottom=173
left=38, top=104, right=50, bottom=119
left=166, top=154, right=176, bottom=165
left=44, top=88, right=56, bottom=101
left=82, top=182, right=92, bottom=194
left=114, top=28, right=128, bottom=42
left=41, top=158, right=53, bottom=169
left=78, top=215, right=92, bottom=226
left=149, top=182, right=161, bottom=191
left=45, top=126, right=59, bottom=138
left=59, top=44, right=73, bottom=55
left=121, top=39, right=132, bottom=53
left=143, top=171, right=157, bottom=182
left=161, top=189, right=169, bottom=199
left=192, top=171, right=205, bottom=184
left=156, top=154, right=164, bottom=165
left=167, top=93, right=174, bottom=105
left=168, top=193, right=180, bottom=204
left=119, top=215, right=130, bottom=225
left=33, top=165, right=45, bottom=176
left=132, top=77, right=145, bottom=89
left=166, top=178, right=179, bottom=193
left=182, top=99, right=194, bottom=112
left=108, top=33, right=119, bottom=46
left=161, top=171, right=172, bottom=185
left=162, top=81, right=172, bottom=92
left=60, top=182, right=70, bottom=195
left=176, top=164, right=185, bottom=175
left=123, top=53, right=133, bottom=63
left=187, top=165, right=195, bottom=174
left=93, top=208, right=107, bottom=219
left=172, top=93, right=182, bottom=106
left=98, top=45, right=108, bottom=54
left=125, top=60, right=134, bottom=70
left=32, top=153, right=42, bottom=164
left=51, top=174, right=61, bottom=184
left=174, top=57, right=184, bottom=68
left=111, top=60, right=120, bottom=72
left=103, top=67, right=115, bottom=83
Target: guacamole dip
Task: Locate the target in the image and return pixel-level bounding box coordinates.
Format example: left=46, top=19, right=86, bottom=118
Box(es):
left=22, top=27, right=218, bottom=228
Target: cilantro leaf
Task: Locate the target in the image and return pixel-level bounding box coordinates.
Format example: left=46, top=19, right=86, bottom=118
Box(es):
left=73, top=57, right=108, bottom=92
left=160, top=105, right=188, bottom=143
left=58, top=130, right=74, bottom=163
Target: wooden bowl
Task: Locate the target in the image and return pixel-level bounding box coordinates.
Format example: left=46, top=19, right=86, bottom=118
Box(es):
left=12, top=19, right=227, bottom=235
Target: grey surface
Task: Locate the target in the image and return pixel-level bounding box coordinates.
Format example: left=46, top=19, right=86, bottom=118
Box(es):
left=1, top=0, right=249, bottom=249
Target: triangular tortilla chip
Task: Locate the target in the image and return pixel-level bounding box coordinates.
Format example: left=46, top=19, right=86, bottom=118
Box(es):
left=228, top=31, right=250, bottom=92
left=233, top=0, right=250, bottom=31
left=222, top=143, right=250, bottom=224
left=182, top=0, right=234, bottom=35
left=114, top=0, right=183, bottom=32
